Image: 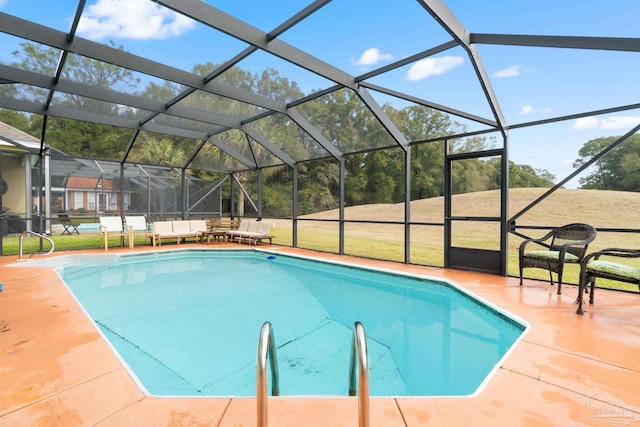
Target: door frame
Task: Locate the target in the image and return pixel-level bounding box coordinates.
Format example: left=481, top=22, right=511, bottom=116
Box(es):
left=444, top=144, right=509, bottom=275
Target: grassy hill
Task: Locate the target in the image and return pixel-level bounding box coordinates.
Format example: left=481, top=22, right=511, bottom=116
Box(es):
left=303, top=187, right=640, bottom=228
left=271, top=188, right=640, bottom=289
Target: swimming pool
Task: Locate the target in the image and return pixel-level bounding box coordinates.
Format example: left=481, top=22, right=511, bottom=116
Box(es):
left=75, top=223, right=101, bottom=232
left=56, top=249, right=528, bottom=397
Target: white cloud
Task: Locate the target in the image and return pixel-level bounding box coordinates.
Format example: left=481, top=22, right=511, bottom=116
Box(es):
left=519, top=105, right=552, bottom=116
left=352, top=48, right=393, bottom=66
left=406, top=56, right=464, bottom=81
left=571, top=115, right=640, bottom=131
left=519, top=105, right=535, bottom=115
left=493, top=65, right=520, bottom=78
left=600, top=116, right=640, bottom=130
left=571, top=117, right=600, bottom=130
left=0, top=0, right=7, bottom=8
left=77, top=0, right=196, bottom=40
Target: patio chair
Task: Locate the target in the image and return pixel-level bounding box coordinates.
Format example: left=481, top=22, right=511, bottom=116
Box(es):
left=124, top=215, right=149, bottom=248
left=247, top=221, right=274, bottom=245
left=226, top=219, right=250, bottom=242
left=576, top=248, right=640, bottom=314
left=99, top=216, right=128, bottom=251
left=519, top=223, right=597, bottom=295
left=58, top=213, right=80, bottom=235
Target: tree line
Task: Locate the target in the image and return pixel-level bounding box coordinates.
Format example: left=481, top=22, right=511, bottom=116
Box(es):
left=2, top=41, right=608, bottom=216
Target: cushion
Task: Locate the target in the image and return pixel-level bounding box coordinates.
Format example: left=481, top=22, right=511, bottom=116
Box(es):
left=125, top=216, right=147, bottom=232
left=525, top=250, right=580, bottom=262
left=257, top=221, right=271, bottom=235
left=189, top=219, right=207, bottom=233
left=153, top=221, right=175, bottom=234
left=172, top=220, right=192, bottom=234
left=100, top=216, right=124, bottom=233
left=587, top=260, right=640, bottom=281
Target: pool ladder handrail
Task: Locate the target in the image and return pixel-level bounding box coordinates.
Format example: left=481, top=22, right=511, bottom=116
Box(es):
left=18, top=230, right=55, bottom=261
left=257, top=321, right=280, bottom=427
left=349, top=321, right=370, bottom=427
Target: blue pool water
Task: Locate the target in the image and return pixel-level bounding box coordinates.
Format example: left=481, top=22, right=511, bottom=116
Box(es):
left=58, top=250, right=527, bottom=397
left=76, top=223, right=101, bottom=232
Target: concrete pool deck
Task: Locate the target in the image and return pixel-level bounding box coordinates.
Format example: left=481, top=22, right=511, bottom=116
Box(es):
left=1, top=243, right=639, bottom=426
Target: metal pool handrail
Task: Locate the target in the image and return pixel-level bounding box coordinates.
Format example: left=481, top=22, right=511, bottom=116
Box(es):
left=349, top=321, right=370, bottom=427
left=18, top=230, right=55, bottom=261
left=257, top=321, right=280, bottom=427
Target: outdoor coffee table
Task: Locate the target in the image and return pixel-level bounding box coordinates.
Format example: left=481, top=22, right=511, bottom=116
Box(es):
left=201, top=230, right=227, bottom=244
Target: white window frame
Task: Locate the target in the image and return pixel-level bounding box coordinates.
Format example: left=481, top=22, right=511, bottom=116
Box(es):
left=109, top=192, right=118, bottom=210
left=74, top=191, right=83, bottom=209
left=87, top=191, right=95, bottom=211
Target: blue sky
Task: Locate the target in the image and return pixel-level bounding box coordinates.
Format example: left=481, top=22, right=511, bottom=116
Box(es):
left=0, top=0, right=638, bottom=187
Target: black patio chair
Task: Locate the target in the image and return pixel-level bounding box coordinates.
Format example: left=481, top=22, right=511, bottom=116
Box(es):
left=58, top=213, right=80, bottom=235
left=519, top=223, right=597, bottom=295
left=576, top=248, right=640, bottom=314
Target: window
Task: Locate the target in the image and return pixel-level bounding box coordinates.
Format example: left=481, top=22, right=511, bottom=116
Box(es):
left=74, top=191, right=83, bottom=209
left=87, top=191, right=95, bottom=211
left=110, top=192, right=118, bottom=210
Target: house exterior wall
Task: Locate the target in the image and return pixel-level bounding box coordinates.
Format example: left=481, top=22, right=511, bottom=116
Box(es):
left=67, top=190, right=128, bottom=213
left=2, top=154, right=27, bottom=215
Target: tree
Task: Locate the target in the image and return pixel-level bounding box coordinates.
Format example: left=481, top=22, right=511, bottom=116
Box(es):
left=573, top=135, right=640, bottom=191
left=127, top=134, right=187, bottom=167
left=487, top=159, right=555, bottom=189
left=11, top=42, right=141, bottom=158
left=0, top=109, right=32, bottom=133
left=13, top=41, right=140, bottom=111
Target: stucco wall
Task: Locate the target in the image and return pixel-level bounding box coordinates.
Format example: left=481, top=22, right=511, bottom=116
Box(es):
left=2, top=154, right=27, bottom=215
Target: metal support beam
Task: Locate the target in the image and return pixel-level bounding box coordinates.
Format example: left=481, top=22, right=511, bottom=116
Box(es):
left=257, top=169, right=263, bottom=220
left=359, top=82, right=497, bottom=127
left=471, top=33, right=640, bottom=52
left=266, top=0, right=333, bottom=42
left=242, top=125, right=297, bottom=168
left=416, top=0, right=508, bottom=137
left=404, top=146, right=411, bottom=264
left=500, top=135, right=509, bottom=276
left=231, top=173, right=259, bottom=214
left=207, top=138, right=257, bottom=169
left=355, top=40, right=458, bottom=82
left=443, top=139, right=451, bottom=268
left=0, top=95, right=210, bottom=141
left=356, top=86, right=409, bottom=150
left=339, top=157, right=345, bottom=255
left=0, top=12, right=288, bottom=112
left=0, top=64, right=243, bottom=131
left=119, top=163, right=125, bottom=219
left=181, top=169, right=187, bottom=219
left=287, top=108, right=343, bottom=159
left=292, top=164, right=298, bottom=247
left=511, top=123, right=640, bottom=223
left=154, top=0, right=355, bottom=87
left=121, top=130, right=141, bottom=164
